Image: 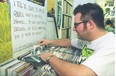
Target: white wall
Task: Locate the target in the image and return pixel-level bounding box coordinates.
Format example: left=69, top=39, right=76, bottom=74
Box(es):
left=46, top=17, right=57, bottom=40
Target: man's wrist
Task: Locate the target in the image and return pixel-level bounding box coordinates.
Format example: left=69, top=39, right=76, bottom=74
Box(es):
left=46, top=55, right=54, bottom=63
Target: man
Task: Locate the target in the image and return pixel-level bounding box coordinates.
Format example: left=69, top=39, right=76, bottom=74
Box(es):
left=39, top=3, right=115, bottom=76
left=105, top=19, right=115, bottom=33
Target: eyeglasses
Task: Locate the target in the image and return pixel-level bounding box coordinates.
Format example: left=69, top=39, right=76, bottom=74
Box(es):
left=74, top=20, right=89, bottom=28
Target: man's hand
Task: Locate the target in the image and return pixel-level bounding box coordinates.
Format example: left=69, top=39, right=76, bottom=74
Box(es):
left=40, top=52, right=53, bottom=62
left=39, top=39, right=52, bottom=46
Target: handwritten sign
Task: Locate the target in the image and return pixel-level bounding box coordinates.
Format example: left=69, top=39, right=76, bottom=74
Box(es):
left=9, top=0, right=47, bottom=57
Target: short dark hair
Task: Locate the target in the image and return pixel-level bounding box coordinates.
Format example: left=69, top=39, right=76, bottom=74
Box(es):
left=73, top=3, right=105, bottom=29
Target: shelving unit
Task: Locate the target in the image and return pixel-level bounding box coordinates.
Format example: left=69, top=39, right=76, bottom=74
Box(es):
left=56, top=0, right=73, bottom=39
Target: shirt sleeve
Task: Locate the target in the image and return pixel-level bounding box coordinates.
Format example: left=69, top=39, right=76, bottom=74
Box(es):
left=71, top=39, right=88, bottom=49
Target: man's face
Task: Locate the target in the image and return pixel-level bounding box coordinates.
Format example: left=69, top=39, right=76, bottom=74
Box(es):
left=73, top=13, right=89, bottom=40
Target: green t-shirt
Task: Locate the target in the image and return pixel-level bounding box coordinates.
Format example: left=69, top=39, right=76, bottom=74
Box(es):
left=105, top=25, right=115, bottom=33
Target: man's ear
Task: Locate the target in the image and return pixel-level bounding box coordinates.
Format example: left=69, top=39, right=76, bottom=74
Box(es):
left=87, top=20, right=95, bottom=30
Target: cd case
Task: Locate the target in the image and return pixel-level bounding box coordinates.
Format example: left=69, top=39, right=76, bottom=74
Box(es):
left=23, top=55, right=46, bottom=67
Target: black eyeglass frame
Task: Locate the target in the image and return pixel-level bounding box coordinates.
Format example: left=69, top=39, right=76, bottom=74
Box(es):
left=74, top=20, right=89, bottom=28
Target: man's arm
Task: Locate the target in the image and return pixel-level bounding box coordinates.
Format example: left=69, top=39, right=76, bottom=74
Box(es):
left=39, top=39, right=71, bottom=47
left=40, top=52, right=97, bottom=76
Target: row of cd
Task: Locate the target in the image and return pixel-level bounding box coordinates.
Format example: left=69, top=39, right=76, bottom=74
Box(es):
left=0, top=46, right=82, bottom=76
left=0, top=59, right=56, bottom=76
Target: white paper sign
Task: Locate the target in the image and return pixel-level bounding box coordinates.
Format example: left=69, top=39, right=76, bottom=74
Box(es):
left=9, top=0, right=47, bottom=56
